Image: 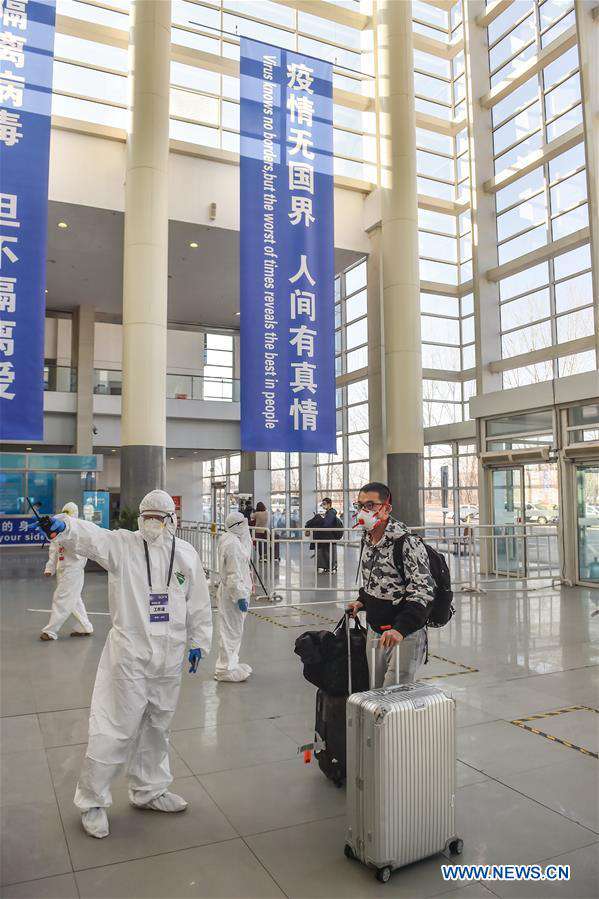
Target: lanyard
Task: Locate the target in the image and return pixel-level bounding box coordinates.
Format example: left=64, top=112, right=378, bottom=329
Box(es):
left=144, top=537, right=176, bottom=592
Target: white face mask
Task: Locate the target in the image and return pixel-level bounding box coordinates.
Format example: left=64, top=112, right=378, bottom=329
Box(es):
left=353, top=508, right=380, bottom=531
left=138, top=517, right=165, bottom=543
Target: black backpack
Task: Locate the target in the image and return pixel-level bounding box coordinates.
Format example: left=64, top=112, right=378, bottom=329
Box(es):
left=393, top=534, right=454, bottom=627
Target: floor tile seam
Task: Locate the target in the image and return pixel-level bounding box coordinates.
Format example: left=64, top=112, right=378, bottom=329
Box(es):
left=432, top=878, right=501, bottom=898
left=528, top=834, right=599, bottom=866
left=190, top=771, right=247, bottom=840
left=69, top=834, right=243, bottom=875
left=455, top=750, right=585, bottom=781
left=239, top=836, right=291, bottom=899
left=238, top=811, right=345, bottom=840
left=174, top=749, right=302, bottom=777
left=170, top=711, right=312, bottom=735
left=0, top=872, right=78, bottom=893
left=503, top=663, right=599, bottom=685
left=34, top=705, right=91, bottom=716
left=479, top=770, right=599, bottom=837
left=45, top=757, right=78, bottom=881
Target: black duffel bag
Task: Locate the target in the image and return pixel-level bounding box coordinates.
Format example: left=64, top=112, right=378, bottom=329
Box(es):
left=294, top=613, right=369, bottom=696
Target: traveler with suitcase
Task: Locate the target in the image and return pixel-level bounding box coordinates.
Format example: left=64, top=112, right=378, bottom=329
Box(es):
left=348, top=482, right=435, bottom=687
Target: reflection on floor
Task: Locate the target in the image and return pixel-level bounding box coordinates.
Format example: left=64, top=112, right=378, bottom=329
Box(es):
left=1, top=566, right=598, bottom=898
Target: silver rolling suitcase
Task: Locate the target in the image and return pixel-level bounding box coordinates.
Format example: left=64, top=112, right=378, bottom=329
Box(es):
left=344, top=643, right=463, bottom=883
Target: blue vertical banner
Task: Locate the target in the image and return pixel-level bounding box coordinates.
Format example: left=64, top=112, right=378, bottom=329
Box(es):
left=240, top=38, right=336, bottom=452
left=0, top=0, right=55, bottom=440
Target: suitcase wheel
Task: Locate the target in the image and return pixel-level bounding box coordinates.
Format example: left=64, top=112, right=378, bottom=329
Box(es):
left=376, top=866, right=391, bottom=884
left=447, top=838, right=464, bottom=856
left=343, top=844, right=355, bottom=860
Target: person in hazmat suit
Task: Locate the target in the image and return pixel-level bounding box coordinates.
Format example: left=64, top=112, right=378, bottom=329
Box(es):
left=40, top=502, right=94, bottom=641
left=215, top=511, right=253, bottom=682
left=30, top=489, right=212, bottom=840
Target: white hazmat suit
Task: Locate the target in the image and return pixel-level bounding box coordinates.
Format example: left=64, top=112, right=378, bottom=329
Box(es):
left=41, top=503, right=93, bottom=641
left=215, top=512, right=253, bottom=682
left=51, top=490, right=212, bottom=838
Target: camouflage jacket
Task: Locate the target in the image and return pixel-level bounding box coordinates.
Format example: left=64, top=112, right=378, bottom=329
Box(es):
left=359, top=519, right=435, bottom=636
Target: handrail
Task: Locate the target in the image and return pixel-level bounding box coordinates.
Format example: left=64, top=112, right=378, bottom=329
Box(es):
left=178, top=521, right=561, bottom=600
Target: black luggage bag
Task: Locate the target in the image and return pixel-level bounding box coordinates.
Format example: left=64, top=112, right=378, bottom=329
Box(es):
left=296, top=613, right=368, bottom=786
left=314, top=689, right=347, bottom=787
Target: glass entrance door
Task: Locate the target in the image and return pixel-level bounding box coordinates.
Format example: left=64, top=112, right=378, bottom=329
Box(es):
left=212, top=482, right=226, bottom=526
left=491, top=467, right=526, bottom=575
left=576, top=465, right=599, bottom=583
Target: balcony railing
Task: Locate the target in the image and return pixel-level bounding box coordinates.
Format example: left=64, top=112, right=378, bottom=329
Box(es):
left=44, top=365, right=77, bottom=392
left=93, top=370, right=240, bottom=402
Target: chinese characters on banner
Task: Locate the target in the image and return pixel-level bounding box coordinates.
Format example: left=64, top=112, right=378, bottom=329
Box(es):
left=0, top=0, right=55, bottom=440
left=240, top=39, right=335, bottom=452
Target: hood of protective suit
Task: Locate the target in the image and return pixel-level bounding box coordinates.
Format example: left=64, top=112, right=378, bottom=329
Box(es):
left=224, top=511, right=252, bottom=557
left=138, top=489, right=177, bottom=542
left=62, top=502, right=79, bottom=518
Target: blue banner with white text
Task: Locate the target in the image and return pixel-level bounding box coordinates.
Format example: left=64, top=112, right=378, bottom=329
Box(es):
left=240, top=38, right=335, bottom=452
left=0, top=0, right=55, bottom=440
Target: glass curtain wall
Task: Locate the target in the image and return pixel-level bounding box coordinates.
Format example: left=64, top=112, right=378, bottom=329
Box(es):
left=422, top=441, right=479, bottom=527
left=269, top=452, right=299, bottom=529
left=412, top=1, right=476, bottom=427
left=51, top=0, right=376, bottom=182
left=200, top=453, right=240, bottom=522
left=316, top=258, right=369, bottom=522
left=485, top=0, right=597, bottom=385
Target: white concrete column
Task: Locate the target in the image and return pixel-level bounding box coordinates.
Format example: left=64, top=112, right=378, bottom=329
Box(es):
left=239, top=452, right=271, bottom=509
left=120, top=0, right=171, bottom=511
left=300, top=452, right=317, bottom=524
left=366, top=226, right=386, bottom=483
left=71, top=305, right=95, bottom=455
left=378, top=0, right=423, bottom=525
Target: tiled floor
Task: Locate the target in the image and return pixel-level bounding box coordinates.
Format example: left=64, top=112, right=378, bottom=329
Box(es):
left=1, top=566, right=598, bottom=898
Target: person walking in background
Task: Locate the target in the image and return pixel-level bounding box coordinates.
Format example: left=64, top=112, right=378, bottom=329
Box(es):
left=40, top=502, right=94, bottom=642
left=252, top=501, right=269, bottom=560
left=305, top=498, right=342, bottom=572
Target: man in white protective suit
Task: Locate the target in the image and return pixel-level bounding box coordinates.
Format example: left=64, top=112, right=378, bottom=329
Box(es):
left=40, top=502, right=94, bottom=641
left=30, top=489, right=213, bottom=839
left=215, top=511, right=253, bottom=682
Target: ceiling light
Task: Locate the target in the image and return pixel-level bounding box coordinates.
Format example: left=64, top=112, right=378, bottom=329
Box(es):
left=57, top=221, right=68, bottom=229
left=189, top=241, right=199, bottom=249
left=169, top=456, right=174, bottom=460
left=26, top=446, right=32, bottom=451
left=111, top=449, right=116, bottom=453
left=235, top=311, right=240, bottom=316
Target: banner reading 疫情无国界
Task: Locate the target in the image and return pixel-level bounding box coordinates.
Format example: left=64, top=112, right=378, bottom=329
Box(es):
left=240, top=38, right=335, bottom=452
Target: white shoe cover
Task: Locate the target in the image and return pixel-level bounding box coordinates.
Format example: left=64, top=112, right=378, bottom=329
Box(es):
left=81, top=807, right=109, bottom=839
left=238, top=663, right=253, bottom=676
left=141, top=791, right=188, bottom=813
left=214, top=666, right=250, bottom=682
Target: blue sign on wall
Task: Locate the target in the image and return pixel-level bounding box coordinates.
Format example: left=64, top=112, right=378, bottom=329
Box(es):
left=0, top=515, right=45, bottom=545
left=240, top=38, right=336, bottom=452
left=0, top=0, right=56, bottom=440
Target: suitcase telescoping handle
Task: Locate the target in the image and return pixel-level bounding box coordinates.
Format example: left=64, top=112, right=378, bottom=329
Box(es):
left=370, top=625, right=401, bottom=689
left=345, top=609, right=353, bottom=695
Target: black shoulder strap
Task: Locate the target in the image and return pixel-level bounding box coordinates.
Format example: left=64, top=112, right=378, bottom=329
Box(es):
left=392, top=533, right=409, bottom=583
left=355, top=534, right=366, bottom=584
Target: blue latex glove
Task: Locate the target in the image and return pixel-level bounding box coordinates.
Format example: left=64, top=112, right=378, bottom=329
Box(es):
left=28, top=515, right=65, bottom=539
left=188, top=648, right=202, bottom=674
left=238, top=599, right=249, bottom=613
